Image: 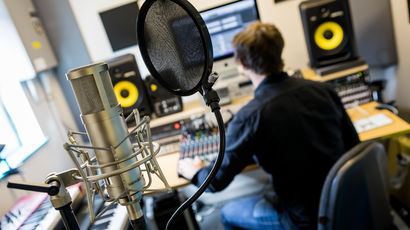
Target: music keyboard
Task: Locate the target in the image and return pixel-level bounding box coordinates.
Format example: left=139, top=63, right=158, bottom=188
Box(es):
left=1, top=184, right=83, bottom=230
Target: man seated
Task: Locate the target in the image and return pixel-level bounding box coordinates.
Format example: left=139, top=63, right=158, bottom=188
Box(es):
left=178, top=22, right=360, bottom=230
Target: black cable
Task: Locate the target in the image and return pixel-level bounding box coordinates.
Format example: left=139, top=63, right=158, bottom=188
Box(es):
left=166, top=109, right=226, bottom=230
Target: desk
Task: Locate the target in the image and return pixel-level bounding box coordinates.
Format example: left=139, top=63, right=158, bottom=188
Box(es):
left=147, top=151, right=187, bottom=191
left=301, top=64, right=410, bottom=141
left=145, top=93, right=410, bottom=193
left=347, top=102, right=410, bottom=141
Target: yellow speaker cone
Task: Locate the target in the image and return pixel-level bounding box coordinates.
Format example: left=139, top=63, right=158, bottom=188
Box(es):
left=314, top=21, right=344, bottom=50
left=113, top=81, right=139, bottom=108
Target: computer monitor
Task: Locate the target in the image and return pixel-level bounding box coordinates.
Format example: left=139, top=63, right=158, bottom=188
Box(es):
left=200, top=0, right=259, bottom=79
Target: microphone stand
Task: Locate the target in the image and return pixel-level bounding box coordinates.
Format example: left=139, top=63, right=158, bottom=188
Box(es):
left=8, top=169, right=81, bottom=230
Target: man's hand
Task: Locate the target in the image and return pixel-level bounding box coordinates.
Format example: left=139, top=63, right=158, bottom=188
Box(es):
left=178, top=156, right=205, bottom=180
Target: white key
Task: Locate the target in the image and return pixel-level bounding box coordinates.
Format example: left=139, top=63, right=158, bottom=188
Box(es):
left=104, top=205, right=128, bottom=230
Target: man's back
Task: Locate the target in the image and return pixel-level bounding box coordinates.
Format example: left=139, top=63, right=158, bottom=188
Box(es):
left=236, top=74, right=360, bottom=228
left=179, top=22, right=360, bottom=230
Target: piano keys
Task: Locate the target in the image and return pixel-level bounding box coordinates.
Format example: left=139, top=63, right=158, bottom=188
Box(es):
left=89, top=202, right=128, bottom=230
left=20, top=198, right=54, bottom=230
left=1, top=193, right=48, bottom=230
left=76, top=195, right=129, bottom=230
left=2, top=183, right=131, bottom=230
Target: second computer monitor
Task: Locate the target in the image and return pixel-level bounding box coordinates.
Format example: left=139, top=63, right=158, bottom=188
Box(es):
left=200, top=0, right=259, bottom=78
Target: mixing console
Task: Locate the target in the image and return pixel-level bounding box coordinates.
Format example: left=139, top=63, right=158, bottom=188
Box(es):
left=179, top=128, right=220, bottom=165
left=328, top=69, right=373, bottom=108
left=149, top=109, right=233, bottom=159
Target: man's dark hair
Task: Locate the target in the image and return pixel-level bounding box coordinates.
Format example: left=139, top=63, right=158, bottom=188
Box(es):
left=232, top=22, right=285, bottom=75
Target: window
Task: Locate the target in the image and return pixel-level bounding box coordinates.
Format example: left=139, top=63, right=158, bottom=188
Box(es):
left=0, top=99, right=21, bottom=157
left=0, top=82, right=48, bottom=180
left=0, top=1, right=48, bottom=179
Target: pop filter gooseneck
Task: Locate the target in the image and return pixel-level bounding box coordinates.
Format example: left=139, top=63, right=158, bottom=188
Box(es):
left=137, top=0, right=225, bottom=229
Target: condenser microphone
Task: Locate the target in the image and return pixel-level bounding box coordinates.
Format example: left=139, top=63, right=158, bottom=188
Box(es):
left=66, top=63, right=145, bottom=229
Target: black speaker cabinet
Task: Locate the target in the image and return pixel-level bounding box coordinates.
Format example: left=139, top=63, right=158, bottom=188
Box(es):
left=299, top=0, right=358, bottom=68
left=106, top=54, right=152, bottom=118
left=144, top=75, right=183, bottom=117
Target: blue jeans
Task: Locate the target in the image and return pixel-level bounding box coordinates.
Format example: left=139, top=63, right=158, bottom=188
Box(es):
left=221, top=194, right=284, bottom=230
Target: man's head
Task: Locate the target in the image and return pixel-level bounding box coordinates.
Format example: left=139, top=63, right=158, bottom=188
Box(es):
left=233, top=22, right=285, bottom=76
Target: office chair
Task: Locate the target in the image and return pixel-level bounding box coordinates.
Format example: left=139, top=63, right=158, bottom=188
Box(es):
left=318, top=141, right=395, bottom=230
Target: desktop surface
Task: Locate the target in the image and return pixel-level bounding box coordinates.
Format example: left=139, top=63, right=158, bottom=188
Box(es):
left=347, top=102, right=410, bottom=141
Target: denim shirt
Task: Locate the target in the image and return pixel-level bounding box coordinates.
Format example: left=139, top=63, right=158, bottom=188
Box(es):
left=191, top=72, right=360, bottom=228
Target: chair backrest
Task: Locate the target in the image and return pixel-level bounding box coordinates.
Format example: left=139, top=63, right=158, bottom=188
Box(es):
left=318, top=142, right=393, bottom=230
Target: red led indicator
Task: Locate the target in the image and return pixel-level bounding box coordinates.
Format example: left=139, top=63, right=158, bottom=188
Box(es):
left=174, top=123, right=181, bottom=130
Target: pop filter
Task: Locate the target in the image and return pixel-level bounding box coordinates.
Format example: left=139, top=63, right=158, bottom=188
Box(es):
left=137, top=0, right=213, bottom=96
left=137, top=1, right=225, bottom=230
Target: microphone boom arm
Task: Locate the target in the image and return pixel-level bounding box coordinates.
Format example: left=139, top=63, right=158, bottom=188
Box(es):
left=8, top=169, right=82, bottom=230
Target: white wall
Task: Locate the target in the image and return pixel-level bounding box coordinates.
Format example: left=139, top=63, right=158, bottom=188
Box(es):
left=68, top=0, right=310, bottom=75
left=67, top=0, right=410, bottom=107
left=391, top=0, right=410, bottom=109
left=194, top=0, right=310, bottom=70
left=68, top=0, right=151, bottom=78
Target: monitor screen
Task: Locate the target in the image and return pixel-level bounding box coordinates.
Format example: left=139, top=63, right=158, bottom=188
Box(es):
left=200, top=0, right=259, bottom=60
left=99, top=2, right=139, bottom=51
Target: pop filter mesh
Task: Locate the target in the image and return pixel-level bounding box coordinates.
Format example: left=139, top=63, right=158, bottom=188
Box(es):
left=141, top=0, right=205, bottom=92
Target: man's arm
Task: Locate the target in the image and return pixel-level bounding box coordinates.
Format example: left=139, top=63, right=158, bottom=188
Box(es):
left=326, top=85, right=360, bottom=149
left=178, top=111, right=258, bottom=192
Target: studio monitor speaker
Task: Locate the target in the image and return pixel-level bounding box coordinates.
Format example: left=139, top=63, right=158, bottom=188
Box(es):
left=106, top=54, right=152, bottom=118
left=144, top=75, right=183, bottom=117
left=299, top=0, right=358, bottom=68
